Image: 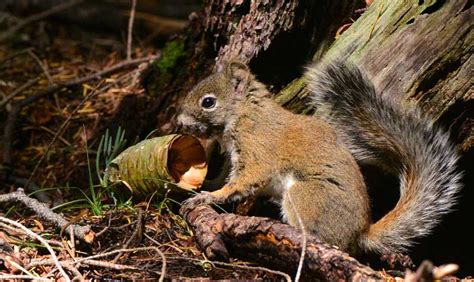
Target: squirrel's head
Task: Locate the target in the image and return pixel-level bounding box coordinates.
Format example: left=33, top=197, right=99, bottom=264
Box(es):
left=178, top=60, right=267, bottom=138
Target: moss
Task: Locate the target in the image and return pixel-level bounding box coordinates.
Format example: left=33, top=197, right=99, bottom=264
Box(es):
left=143, top=38, right=188, bottom=96
left=157, top=39, right=187, bottom=74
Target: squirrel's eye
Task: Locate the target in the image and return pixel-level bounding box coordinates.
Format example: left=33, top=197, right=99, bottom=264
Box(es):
left=201, top=94, right=217, bottom=110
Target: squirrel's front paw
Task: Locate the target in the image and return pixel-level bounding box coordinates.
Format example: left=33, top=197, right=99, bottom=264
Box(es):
left=182, top=191, right=216, bottom=209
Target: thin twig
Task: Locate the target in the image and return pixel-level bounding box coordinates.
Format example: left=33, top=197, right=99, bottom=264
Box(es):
left=27, top=81, right=104, bottom=185
left=0, top=216, right=71, bottom=281
left=0, top=275, right=49, bottom=281
left=169, top=256, right=292, bottom=282
left=38, top=126, right=72, bottom=146
left=2, top=55, right=158, bottom=169
left=0, top=0, right=84, bottom=43
left=45, top=238, right=64, bottom=247
left=27, top=258, right=138, bottom=271
left=27, top=50, right=54, bottom=85
left=95, top=213, right=112, bottom=237
left=64, top=264, right=84, bottom=281
left=80, top=259, right=138, bottom=270
left=74, top=247, right=166, bottom=282
left=3, top=256, right=35, bottom=277
left=62, top=225, right=77, bottom=259
left=0, top=77, right=40, bottom=108
left=0, top=188, right=94, bottom=243
left=23, top=260, right=85, bottom=281
left=127, top=0, right=137, bottom=61
left=144, top=233, right=184, bottom=254
left=113, top=208, right=143, bottom=262
left=0, top=47, right=34, bottom=67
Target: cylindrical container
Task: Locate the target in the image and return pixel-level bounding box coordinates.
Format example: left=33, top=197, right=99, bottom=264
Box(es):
left=105, top=134, right=208, bottom=195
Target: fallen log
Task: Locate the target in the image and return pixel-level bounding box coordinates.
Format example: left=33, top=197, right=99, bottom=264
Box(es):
left=180, top=204, right=386, bottom=281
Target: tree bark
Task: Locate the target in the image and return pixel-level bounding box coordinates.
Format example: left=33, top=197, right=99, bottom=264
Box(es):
left=181, top=204, right=387, bottom=281
left=275, top=0, right=473, bottom=154
left=142, top=0, right=356, bottom=133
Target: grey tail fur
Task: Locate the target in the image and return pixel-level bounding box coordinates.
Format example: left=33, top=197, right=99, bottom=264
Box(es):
left=306, top=61, right=462, bottom=254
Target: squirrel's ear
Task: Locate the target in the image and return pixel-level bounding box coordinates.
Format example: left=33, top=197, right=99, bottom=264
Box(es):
left=224, top=60, right=250, bottom=96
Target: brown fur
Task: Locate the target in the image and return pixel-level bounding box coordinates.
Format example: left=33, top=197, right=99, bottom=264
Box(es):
left=178, top=60, right=461, bottom=255
left=178, top=61, right=369, bottom=254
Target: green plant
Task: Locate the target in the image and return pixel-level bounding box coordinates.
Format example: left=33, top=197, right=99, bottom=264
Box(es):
left=96, top=127, right=127, bottom=188
left=84, top=127, right=104, bottom=215
left=78, top=126, right=127, bottom=215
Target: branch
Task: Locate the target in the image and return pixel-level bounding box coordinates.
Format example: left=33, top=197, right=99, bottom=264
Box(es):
left=180, top=204, right=385, bottom=280
left=127, top=0, right=137, bottom=61
left=0, top=0, right=84, bottom=43
left=2, top=55, right=158, bottom=167
left=0, top=77, right=40, bottom=108
left=0, top=188, right=94, bottom=243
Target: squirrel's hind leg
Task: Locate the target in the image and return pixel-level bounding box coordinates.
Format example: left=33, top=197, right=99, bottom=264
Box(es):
left=280, top=177, right=365, bottom=253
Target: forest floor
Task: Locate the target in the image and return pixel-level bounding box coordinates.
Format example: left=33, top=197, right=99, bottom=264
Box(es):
left=0, top=6, right=284, bottom=281
left=1, top=2, right=471, bottom=281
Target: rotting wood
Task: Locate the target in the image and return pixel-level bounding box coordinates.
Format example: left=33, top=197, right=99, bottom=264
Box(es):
left=275, top=0, right=473, bottom=153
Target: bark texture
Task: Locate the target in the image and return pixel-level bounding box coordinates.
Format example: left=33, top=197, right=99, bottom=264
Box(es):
left=204, top=1, right=353, bottom=67
left=276, top=0, right=473, bottom=153
left=143, top=0, right=356, bottom=132
left=181, top=204, right=387, bottom=281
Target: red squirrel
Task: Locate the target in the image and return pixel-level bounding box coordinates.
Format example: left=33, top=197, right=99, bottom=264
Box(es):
left=177, top=60, right=461, bottom=255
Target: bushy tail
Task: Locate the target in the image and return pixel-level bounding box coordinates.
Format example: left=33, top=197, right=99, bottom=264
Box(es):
left=306, top=61, right=462, bottom=253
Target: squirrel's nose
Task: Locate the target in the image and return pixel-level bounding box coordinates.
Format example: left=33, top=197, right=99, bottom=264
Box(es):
left=176, top=113, right=200, bottom=135
left=176, top=114, right=193, bottom=133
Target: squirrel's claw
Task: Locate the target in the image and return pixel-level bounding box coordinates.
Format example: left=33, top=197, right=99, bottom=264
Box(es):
left=182, top=191, right=216, bottom=209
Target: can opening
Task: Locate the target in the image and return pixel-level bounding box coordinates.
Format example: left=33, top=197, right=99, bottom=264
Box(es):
left=167, top=135, right=208, bottom=190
